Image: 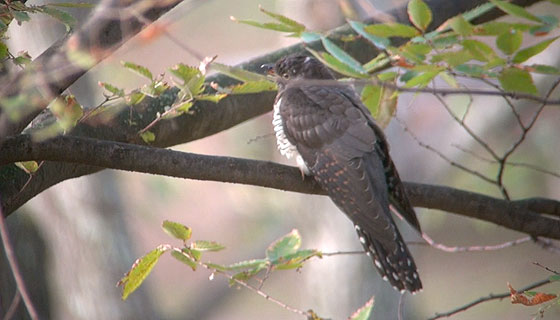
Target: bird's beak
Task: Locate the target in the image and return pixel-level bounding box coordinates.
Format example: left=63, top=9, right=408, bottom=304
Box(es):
left=261, top=63, right=275, bottom=75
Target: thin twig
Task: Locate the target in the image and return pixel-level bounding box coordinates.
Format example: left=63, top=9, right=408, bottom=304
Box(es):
left=0, top=201, right=39, bottom=320
left=415, top=234, right=531, bottom=253
left=428, top=278, right=553, bottom=320
left=533, top=262, right=560, bottom=275
left=3, top=290, right=21, bottom=320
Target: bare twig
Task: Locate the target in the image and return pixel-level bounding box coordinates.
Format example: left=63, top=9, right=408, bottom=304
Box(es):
left=415, top=234, right=531, bottom=253
left=0, top=201, right=39, bottom=320
left=533, top=262, right=560, bottom=275
left=3, top=290, right=21, bottom=320
left=428, top=278, right=553, bottom=320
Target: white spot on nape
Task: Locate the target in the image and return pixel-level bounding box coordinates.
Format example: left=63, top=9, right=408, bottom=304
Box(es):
left=392, top=272, right=399, bottom=281
left=374, top=260, right=382, bottom=269
left=359, top=236, right=366, bottom=244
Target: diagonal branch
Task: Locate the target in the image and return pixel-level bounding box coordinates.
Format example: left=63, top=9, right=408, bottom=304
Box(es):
left=1, top=135, right=559, bottom=241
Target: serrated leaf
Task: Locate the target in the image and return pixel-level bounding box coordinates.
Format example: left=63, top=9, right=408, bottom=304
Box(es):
left=98, top=82, right=124, bottom=97
left=211, top=62, right=268, bottom=82
left=348, top=296, right=374, bottom=320
left=496, top=29, right=522, bottom=55
left=455, top=64, right=489, bottom=77
left=321, top=37, right=367, bottom=75
left=363, top=53, right=390, bottom=73
left=307, top=48, right=368, bottom=78
left=499, top=67, right=538, bottom=95
left=362, top=84, right=383, bottom=116
left=40, top=5, right=75, bottom=31
left=449, top=15, right=474, bottom=36
left=404, top=70, right=440, bottom=88
left=364, top=23, right=419, bottom=38
left=15, top=161, right=39, bottom=174
left=475, top=21, right=534, bottom=36
left=527, top=64, right=560, bottom=74
left=171, top=249, right=197, bottom=271
left=118, top=246, right=168, bottom=300
left=228, top=80, right=277, bottom=94
left=512, top=36, right=559, bottom=63
left=123, top=61, right=153, bottom=80
left=162, top=220, right=192, bottom=241
left=170, top=64, right=205, bottom=96
left=431, top=50, right=472, bottom=67
left=186, top=248, right=202, bottom=261
left=139, top=131, right=155, bottom=143
left=348, top=20, right=390, bottom=50
left=490, top=0, right=542, bottom=23
left=225, top=259, right=268, bottom=271
left=258, top=6, right=305, bottom=33
left=271, top=249, right=321, bottom=269
left=462, top=39, right=496, bottom=62
left=408, top=0, right=432, bottom=31
left=191, top=240, right=225, bottom=252
left=266, top=229, right=301, bottom=261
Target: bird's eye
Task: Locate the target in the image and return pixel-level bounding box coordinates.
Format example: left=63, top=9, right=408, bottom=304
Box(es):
left=282, top=73, right=289, bottom=79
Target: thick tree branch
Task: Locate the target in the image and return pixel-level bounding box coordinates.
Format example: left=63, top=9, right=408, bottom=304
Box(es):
left=0, top=0, right=546, bottom=215
left=1, top=135, right=559, bottom=241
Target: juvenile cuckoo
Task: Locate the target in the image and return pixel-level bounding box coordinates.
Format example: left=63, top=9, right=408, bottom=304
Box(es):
left=266, top=55, right=422, bottom=293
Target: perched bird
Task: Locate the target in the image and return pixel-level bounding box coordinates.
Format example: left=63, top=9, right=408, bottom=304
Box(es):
left=264, top=55, right=422, bottom=293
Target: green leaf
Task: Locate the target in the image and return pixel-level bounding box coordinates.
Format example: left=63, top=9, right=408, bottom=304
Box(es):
left=404, top=70, right=440, bottom=88
left=12, top=11, right=30, bottom=25
left=123, top=61, right=153, bottom=81
left=455, top=64, right=488, bottom=77
left=462, top=39, right=496, bottom=62
left=139, top=131, right=155, bottom=143
left=300, top=31, right=321, bottom=43
left=118, top=246, right=168, bottom=300
left=228, top=80, right=277, bottom=94
left=363, top=53, right=390, bottom=73
left=306, top=48, right=369, bottom=78
left=348, top=20, right=390, bottom=49
left=475, top=21, right=533, bottom=36
left=0, top=42, right=8, bottom=60
left=170, top=64, right=204, bottom=96
left=527, top=64, right=560, bottom=74
left=550, top=0, right=560, bottom=5
left=499, top=67, right=538, bottom=95
left=364, top=23, right=419, bottom=38
left=549, top=274, right=560, bottom=282
left=512, top=36, right=560, bottom=63
left=431, top=49, right=472, bottom=67
left=490, top=0, right=542, bottom=23
left=39, top=5, right=75, bottom=31
left=233, top=19, right=302, bottom=33
left=271, top=249, right=321, bottom=269
left=400, top=43, right=431, bottom=63
left=439, top=72, right=459, bottom=88
left=496, top=29, right=522, bottom=55
left=225, top=259, right=268, bottom=272
left=348, top=297, right=375, bottom=320
left=400, top=70, right=419, bottom=82
left=266, top=229, right=301, bottom=261
left=258, top=5, right=305, bottom=33
left=125, top=92, right=146, bottom=105
left=378, top=71, right=398, bottom=81
left=362, top=84, right=383, bottom=116
left=448, top=15, right=474, bottom=36
left=15, top=161, right=39, bottom=174
left=50, top=96, right=83, bottom=131
left=408, top=0, right=432, bottom=31
left=211, top=62, right=268, bottom=82
left=171, top=249, right=197, bottom=271
left=431, top=34, right=460, bottom=49
left=191, top=240, right=225, bottom=252
left=162, top=220, right=192, bottom=241
left=321, top=37, right=367, bottom=74
left=196, top=94, right=227, bottom=102
left=185, top=248, right=202, bottom=261
left=98, top=82, right=124, bottom=97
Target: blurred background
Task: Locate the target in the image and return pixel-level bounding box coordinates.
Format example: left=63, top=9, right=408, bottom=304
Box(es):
left=2, top=0, right=560, bottom=319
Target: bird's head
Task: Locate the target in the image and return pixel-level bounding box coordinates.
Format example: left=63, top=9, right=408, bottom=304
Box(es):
left=262, top=55, right=335, bottom=89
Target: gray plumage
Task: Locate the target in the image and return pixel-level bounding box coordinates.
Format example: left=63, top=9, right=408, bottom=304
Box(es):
left=269, top=55, right=422, bottom=293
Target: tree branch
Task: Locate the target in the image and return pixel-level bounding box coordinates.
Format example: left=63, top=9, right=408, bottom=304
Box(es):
left=2, top=135, right=559, bottom=241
